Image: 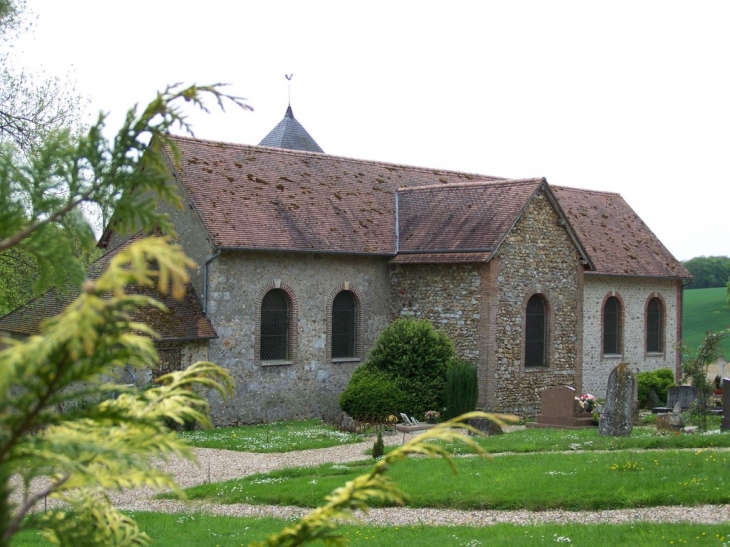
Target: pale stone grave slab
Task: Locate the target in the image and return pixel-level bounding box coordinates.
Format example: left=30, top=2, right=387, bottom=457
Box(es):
left=667, top=386, right=697, bottom=411
left=599, top=362, right=636, bottom=437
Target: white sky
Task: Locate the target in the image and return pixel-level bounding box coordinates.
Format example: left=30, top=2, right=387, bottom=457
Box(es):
left=14, top=0, right=730, bottom=262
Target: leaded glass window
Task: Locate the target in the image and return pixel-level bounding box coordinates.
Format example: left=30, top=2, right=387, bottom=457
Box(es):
left=646, top=297, right=662, bottom=353
left=261, top=289, right=289, bottom=361
left=603, top=296, right=620, bottom=354
left=332, top=291, right=356, bottom=358
left=525, top=294, right=547, bottom=367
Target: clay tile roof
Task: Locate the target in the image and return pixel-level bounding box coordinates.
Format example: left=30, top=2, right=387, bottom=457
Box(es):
left=0, top=234, right=217, bottom=340
left=166, top=135, right=506, bottom=255
left=258, top=106, right=324, bottom=153
left=551, top=186, right=691, bottom=279
left=395, top=179, right=545, bottom=263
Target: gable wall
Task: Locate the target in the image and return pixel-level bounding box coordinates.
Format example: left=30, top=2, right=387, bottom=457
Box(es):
left=581, top=276, right=681, bottom=398
left=205, top=250, right=391, bottom=424
left=486, top=193, right=583, bottom=413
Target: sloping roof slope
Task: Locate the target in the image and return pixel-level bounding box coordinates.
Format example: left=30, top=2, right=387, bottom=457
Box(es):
left=393, top=179, right=545, bottom=263
left=258, top=106, right=324, bottom=153
left=0, top=234, right=217, bottom=340
left=551, top=186, right=691, bottom=279
left=166, top=135, right=505, bottom=254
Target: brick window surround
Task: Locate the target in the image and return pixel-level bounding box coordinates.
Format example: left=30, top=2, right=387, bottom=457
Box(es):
left=255, top=280, right=299, bottom=366
left=326, top=282, right=364, bottom=364
left=601, top=293, right=624, bottom=356
left=525, top=293, right=549, bottom=368
left=645, top=293, right=665, bottom=355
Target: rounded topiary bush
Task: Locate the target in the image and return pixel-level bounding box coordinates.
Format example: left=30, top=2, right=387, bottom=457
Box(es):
left=637, top=368, right=676, bottom=408
left=340, top=319, right=456, bottom=419
left=339, top=366, right=409, bottom=419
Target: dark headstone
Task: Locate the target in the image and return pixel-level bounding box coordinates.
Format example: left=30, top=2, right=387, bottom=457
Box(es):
left=528, top=386, right=593, bottom=428
left=469, top=417, right=504, bottom=436
left=667, top=386, right=697, bottom=411
left=722, top=378, right=730, bottom=432
left=599, top=362, right=636, bottom=437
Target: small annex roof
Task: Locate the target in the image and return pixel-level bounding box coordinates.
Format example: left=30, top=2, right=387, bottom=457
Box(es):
left=0, top=234, right=217, bottom=341
left=393, top=179, right=545, bottom=264
left=164, top=135, right=506, bottom=255
left=551, top=186, right=691, bottom=279
left=258, top=105, right=324, bottom=153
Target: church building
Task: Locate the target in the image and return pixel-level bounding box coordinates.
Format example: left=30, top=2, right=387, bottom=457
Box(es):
left=0, top=105, right=691, bottom=424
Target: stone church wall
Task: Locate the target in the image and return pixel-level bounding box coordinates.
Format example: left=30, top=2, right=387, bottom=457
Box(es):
left=204, top=250, right=391, bottom=424
left=581, top=276, right=682, bottom=399
left=486, top=193, right=583, bottom=414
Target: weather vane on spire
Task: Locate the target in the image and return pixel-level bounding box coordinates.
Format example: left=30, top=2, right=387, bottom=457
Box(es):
left=285, top=73, right=293, bottom=106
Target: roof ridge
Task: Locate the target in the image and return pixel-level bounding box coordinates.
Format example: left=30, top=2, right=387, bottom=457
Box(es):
left=166, top=134, right=508, bottom=181
left=397, top=177, right=545, bottom=193
left=551, top=184, right=622, bottom=197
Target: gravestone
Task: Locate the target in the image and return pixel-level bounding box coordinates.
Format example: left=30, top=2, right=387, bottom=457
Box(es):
left=656, top=401, right=685, bottom=433
left=667, top=386, right=697, bottom=411
left=469, top=417, right=504, bottom=436
left=527, top=386, right=593, bottom=428
left=599, top=362, right=636, bottom=437
left=720, top=378, right=730, bottom=431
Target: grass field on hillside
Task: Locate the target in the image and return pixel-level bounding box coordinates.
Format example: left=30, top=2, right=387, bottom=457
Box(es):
left=682, top=287, right=730, bottom=354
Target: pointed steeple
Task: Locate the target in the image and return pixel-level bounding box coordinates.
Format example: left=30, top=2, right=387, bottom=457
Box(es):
left=258, top=104, right=324, bottom=153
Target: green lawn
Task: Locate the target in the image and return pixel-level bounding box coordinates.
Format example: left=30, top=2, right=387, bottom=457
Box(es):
left=178, top=447, right=730, bottom=511
left=13, top=513, right=730, bottom=547
left=682, top=287, right=730, bottom=354
left=178, top=419, right=361, bottom=452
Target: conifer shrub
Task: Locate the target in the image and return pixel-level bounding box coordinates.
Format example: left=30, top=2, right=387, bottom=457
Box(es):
left=372, top=431, right=384, bottom=459
left=444, top=359, right=479, bottom=420
left=637, top=368, right=676, bottom=408
left=339, top=319, right=456, bottom=418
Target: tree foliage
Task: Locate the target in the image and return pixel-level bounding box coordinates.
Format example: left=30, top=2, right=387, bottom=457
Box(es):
left=340, top=319, right=456, bottom=418
left=680, top=328, right=730, bottom=430
left=682, top=255, right=730, bottom=290
left=0, top=79, right=250, bottom=545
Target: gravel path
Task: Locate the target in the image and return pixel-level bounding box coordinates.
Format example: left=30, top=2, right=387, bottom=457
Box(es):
left=102, top=432, right=730, bottom=527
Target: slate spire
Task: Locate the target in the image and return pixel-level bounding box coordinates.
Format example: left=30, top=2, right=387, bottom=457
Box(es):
left=258, top=104, right=324, bottom=153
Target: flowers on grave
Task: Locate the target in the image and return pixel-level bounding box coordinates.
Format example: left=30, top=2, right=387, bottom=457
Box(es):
left=386, top=414, right=398, bottom=424
left=578, top=393, right=597, bottom=412
left=424, top=410, right=440, bottom=423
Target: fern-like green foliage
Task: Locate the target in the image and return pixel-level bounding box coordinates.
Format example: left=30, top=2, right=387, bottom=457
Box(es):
left=250, top=412, right=517, bottom=547
left=0, top=83, right=247, bottom=546
left=0, top=237, right=233, bottom=546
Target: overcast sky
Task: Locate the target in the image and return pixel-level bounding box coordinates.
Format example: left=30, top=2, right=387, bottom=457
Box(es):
left=14, top=1, right=730, bottom=262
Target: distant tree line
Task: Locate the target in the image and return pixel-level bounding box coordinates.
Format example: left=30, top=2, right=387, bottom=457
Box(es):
left=682, top=256, right=730, bottom=289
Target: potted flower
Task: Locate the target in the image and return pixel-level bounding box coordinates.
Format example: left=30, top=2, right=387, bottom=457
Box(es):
left=425, top=410, right=440, bottom=424
left=713, top=375, right=723, bottom=395
left=579, top=393, right=596, bottom=413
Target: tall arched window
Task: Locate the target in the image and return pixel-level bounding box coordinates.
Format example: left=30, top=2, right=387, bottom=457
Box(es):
left=603, top=296, right=621, bottom=355
left=646, top=297, right=663, bottom=353
left=260, top=289, right=289, bottom=361
left=525, top=294, right=548, bottom=368
left=332, top=291, right=357, bottom=358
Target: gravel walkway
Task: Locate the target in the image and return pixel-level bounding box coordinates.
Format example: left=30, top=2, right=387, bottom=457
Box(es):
left=12, top=431, right=730, bottom=527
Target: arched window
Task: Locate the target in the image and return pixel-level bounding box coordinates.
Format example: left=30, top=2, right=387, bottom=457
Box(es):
left=525, top=294, right=548, bottom=368
left=260, top=289, right=289, bottom=361
left=646, top=297, right=663, bottom=353
left=332, top=291, right=357, bottom=358
left=603, top=296, right=621, bottom=355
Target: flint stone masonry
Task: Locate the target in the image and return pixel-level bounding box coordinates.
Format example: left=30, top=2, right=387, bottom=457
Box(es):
left=599, top=362, right=636, bottom=437
left=485, top=193, right=582, bottom=413
left=581, top=276, right=681, bottom=399
left=205, top=250, right=391, bottom=425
